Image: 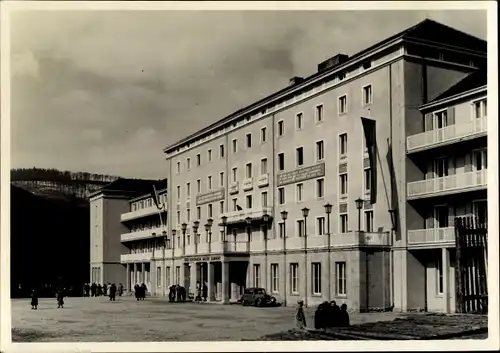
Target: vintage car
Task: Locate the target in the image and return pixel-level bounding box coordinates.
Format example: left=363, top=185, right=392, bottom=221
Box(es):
left=239, top=287, right=280, bottom=307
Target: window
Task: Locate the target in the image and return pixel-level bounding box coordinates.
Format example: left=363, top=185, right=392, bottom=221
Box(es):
left=197, top=153, right=201, bottom=166
left=197, top=206, right=201, bottom=220
left=177, top=185, right=181, bottom=199
left=297, top=220, right=305, bottom=237
left=176, top=161, right=180, bottom=173
left=271, top=264, right=279, bottom=292
left=339, top=133, right=348, bottom=156
left=187, top=208, right=191, bottom=222
left=296, top=147, right=304, bottom=166
left=261, top=191, right=268, bottom=207
left=261, top=127, right=267, bottom=143
left=253, top=264, right=260, bottom=287
left=335, top=262, right=347, bottom=295
left=246, top=195, right=253, bottom=209
left=220, top=172, right=224, bottom=187
left=340, top=174, right=348, bottom=196
left=316, top=105, right=324, bottom=122
left=243, top=133, right=251, bottom=149
left=220, top=201, right=224, bottom=213
left=157, top=267, right=162, bottom=287
left=365, top=210, right=374, bottom=232
left=296, top=113, right=303, bottom=130
left=363, top=85, right=372, bottom=106
left=312, top=263, right=321, bottom=295
left=296, top=183, right=303, bottom=202
left=288, top=263, right=300, bottom=296
left=177, top=211, right=180, bottom=224
left=278, top=120, right=284, bottom=136
left=434, top=110, right=448, bottom=129
left=166, top=266, right=171, bottom=287
left=434, top=205, right=449, bottom=228
left=339, top=95, right=347, bottom=114
left=278, top=187, right=285, bottom=204
left=175, top=266, right=181, bottom=286
left=279, top=222, right=285, bottom=238
left=316, top=178, right=324, bottom=198
left=316, top=140, right=324, bottom=160
left=232, top=139, right=238, bottom=153
left=246, top=163, right=252, bottom=178
left=208, top=149, right=212, bottom=162
left=340, top=214, right=349, bottom=233
left=208, top=176, right=212, bottom=190
left=473, top=149, right=487, bottom=171
left=197, top=179, right=201, bottom=193
left=261, top=158, right=268, bottom=174
left=364, top=169, right=371, bottom=192
left=436, top=256, right=443, bottom=294
left=232, top=167, right=237, bottom=182
left=186, top=182, right=191, bottom=197
left=474, top=99, right=487, bottom=119
left=317, top=217, right=325, bottom=236
left=187, top=158, right=191, bottom=170
left=208, top=204, right=213, bottom=218
left=220, top=144, right=225, bottom=158
left=433, top=158, right=449, bottom=178
left=278, top=153, right=285, bottom=171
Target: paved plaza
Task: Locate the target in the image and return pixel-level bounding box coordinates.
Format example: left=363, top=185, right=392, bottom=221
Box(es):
left=11, top=296, right=402, bottom=342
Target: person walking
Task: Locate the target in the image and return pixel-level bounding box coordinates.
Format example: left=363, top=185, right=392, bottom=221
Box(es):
left=140, top=283, right=147, bottom=300
left=90, top=282, right=97, bottom=297
left=56, top=288, right=65, bottom=309
left=202, top=282, right=208, bottom=302
left=97, top=284, right=103, bottom=296
left=109, top=283, right=117, bottom=301
left=118, top=283, right=124, bottom=297
left=295, top=300, right=307, bottom=329
left=103, top=283, right=108, bottom=296
left=338, top=303, right=350, bottom=327
left=30, top=289, right=39, bottom=310
left=314, top=301, right=329, bottom=330
left=134, top=284, right=140, bottom=301
left=329, top=300, right=341, bottom=327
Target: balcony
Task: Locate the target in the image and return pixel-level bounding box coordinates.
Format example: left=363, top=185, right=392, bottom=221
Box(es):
left=229, top=181, right=239, bottom=195
left=257, top=173, right=269, bottom=188
left=120, top=228, right=164, bottom=243
left=121, top=205, right=166, bottom=223
left=221, top=206, right=273, bottom=225
left=407, top=227, right=455, bottom=247
left=242, top=177, right=254, bottom=191
left=407, top=170, right=487, bottom=199
left=407, top=117, right=487, bottom=153
left=120, top=252, right=153, bottom=263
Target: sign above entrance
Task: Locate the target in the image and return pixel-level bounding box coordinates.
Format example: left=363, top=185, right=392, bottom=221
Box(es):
left=277, top=162, right=325, bottom=186
left=184, top=255, right=221, bottom=262
left=196, top=188, right=225, bottom=206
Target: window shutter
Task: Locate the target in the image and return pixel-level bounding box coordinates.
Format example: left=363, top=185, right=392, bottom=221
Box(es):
left=447, top=106, right=455, bottom=125
left=425, top=113, right=433, bottom=131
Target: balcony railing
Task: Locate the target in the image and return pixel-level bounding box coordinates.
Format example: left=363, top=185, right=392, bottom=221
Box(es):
left=407, top=117, right=487, bottom=152
left=229, top=181, right=239, bottom=195
left=120, top=252, right=153, bottom=263
left=407, top=170, right=487, bottom=198
left=221, top=206, right=273, bottom=224
left=121, top=228, right=165, bottom=243
left=407, top=227, right=455, bottom=245
left=242, top=177, right=254, bottom=191
left=121, top=205, right=166, bottom=223
left=257, top=173, right=269, bottom=188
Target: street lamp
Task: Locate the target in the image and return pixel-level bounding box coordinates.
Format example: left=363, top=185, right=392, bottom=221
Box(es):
left=301, top=207, right=309, bottom=308
left=324, top=203, right=333, bottom=302
left=193, top=221, right=200, bottom=254
left=233, top=228, right=237, bottom=251
left=161, top=230, right=167, bottom=297
left=207, top=218, right=213, bottom=252
left=280, top=210, right=288, bottom=306
left=355, top=198, right=364, bottom=232
left=245, top=217, right=252, bottom=252
left=181, top=223, right=187, bottom=255
left=221, top=216, right=228, bottom=242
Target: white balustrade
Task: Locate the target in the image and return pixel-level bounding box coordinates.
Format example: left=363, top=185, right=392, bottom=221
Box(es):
left=257, top=173, right=270, bottom=187
left=407, top=227, right=455, bottom=245
left=120, top=252, right=153, bottom=262
left=121, top=205, right=167, bottom=222
left=242, top=178, right=254, bottom=191
left=407, top=170, right=487, bottom=198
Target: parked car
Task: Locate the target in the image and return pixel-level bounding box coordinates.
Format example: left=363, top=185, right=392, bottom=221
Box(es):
left=240, top=287, right=280, bottom=307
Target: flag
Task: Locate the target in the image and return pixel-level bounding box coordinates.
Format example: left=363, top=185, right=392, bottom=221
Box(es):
left=361, top=117, right=377, bottom=204
left=151, top=185, right=164, bottom=210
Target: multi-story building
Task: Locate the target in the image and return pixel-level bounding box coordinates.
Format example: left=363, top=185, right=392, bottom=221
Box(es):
left=95, top=19, right=488, bottom=312
left=89, top=178, right=167, bottom=291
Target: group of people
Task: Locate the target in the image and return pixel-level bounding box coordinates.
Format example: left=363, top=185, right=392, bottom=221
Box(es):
left=194, top=281, right=208, bottom=302
left=30, top=287, right=67, bottom=310
left=83, top=282, right=124, bottom=298
left=295, top=300, right=350, bottom=330
left=134, top=283, right=148, bottom=300
left=168, top=284, right=187, bottom=302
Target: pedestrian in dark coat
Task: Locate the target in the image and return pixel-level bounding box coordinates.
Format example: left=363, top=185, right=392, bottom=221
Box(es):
left=56, top=288, right=65, bottom=308
left=91, top=282, right=97, bottom=297
left=338, top=303, right=350, bottom=327
left=141, top=283, right=147, bottom=300
left=295, top=300, right=306, bottom=329
left=109, top=283, right=117, bottom=301
left=134, top=284, right=140, bottom=300
left=118, top=283, right=124, bottom=296
left=314, top=301, right=329, bottom=329
left=329, top=301, right=340, bottom=327
left=180, top=286, right=187, bottom=301
left=169, top=285, right=176, bottom=302
left=202, top=283, right=208, bottom=302
left=103, top=283, right=108, bottom=296
left=97, top=284, right=103, bottom=296
left=84, top=283, right=90, bottom=297
left=30, top=289, right=39, bottom=310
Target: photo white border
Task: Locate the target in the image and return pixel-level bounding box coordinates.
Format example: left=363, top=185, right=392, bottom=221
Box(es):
left=1, top=1, right=498, bottom=352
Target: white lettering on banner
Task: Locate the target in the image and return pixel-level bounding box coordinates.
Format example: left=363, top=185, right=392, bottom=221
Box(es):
left=277, top=163, right=326, bottom=186
left=184, top=255, right=221, bottom=263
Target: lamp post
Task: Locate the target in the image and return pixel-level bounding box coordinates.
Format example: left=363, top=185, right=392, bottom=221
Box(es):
left=302, top=207, right=309, bottom=308
left=152, top=232, right=156, bottom=295
left=207, top=218, right=213, bottom=253
left=233, top=228, right=238, bottom=251
left=262, top=211, right=270, bottom=295
left=280, top=210, right=288, bottom=306
left=161, top=230, right=167, bottom=297
left=324, top=203, right=332, bottom=302
left=171, top=229, right=176, bottom=287
left=181, top=223, right=187, bottom=256
left=193, top=221, right=200, bottom=254
left=355, top=198, right=364, bottom=233
left=221, top=216, right=228, bottom=242
left=245, top=217, right=252, bottom=252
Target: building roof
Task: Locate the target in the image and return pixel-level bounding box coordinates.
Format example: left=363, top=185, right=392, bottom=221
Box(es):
left=428, top=69, right=487, bottom=103
left=88, top=178, right=168, bottom=199
left=163, top=19, right=487, bottom=154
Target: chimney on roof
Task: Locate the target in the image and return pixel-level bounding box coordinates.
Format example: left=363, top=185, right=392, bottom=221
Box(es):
left=317, top=54, right=349, bottom=72
left=289, top=76, right=304, bottom=86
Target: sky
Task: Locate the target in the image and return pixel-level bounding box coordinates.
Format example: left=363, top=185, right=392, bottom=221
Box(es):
left=9, top=8, right=487, bottom=179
